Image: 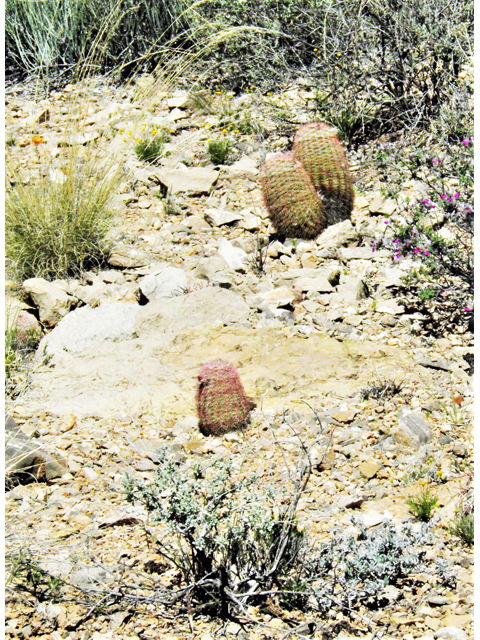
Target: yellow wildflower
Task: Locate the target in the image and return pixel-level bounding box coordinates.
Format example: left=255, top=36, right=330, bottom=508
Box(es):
left=151, top=129, right=158, bottom=135
left=169, top=129, right=175, bottom=134
left=313, top=48, right=318, bottom=52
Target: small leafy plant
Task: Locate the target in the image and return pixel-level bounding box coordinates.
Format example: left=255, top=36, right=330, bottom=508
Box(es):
left=7, top=551, right=63, bottom=602
left=134, top=128, right=170, bottom=163
left=406, top=487, right=438, bottom=521
left=207, top=137, right=230, bottom=164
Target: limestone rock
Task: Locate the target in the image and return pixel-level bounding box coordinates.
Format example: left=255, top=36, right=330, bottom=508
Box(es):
left=358, top=461, right=381, bottom=479
left=153, top=165, right=219, bottom=195
left=204, top=208, right=244, bottom=226
left=138, top=266, right=189, bottom=300
left=415, top=353, right=452, bottom=371
left=166, top=95, right=189, bottom=109
left=22, top=278, right=76, bottom=328
left=316, top=220, right=358, bottom=253
left=167, top=108, right=188, bottom=122
left=37, top=302, right=139, bottom=359
left=435, top=628, right=467, bottom=640
left=395, top=409, right=432, bottom=447
left=195, top=256, right=235, bottom=287
left=224, top=156, right=259, bottom=180
left=218, top=239, right=249, bottom=272
left=5, top=415, right=67, bottom=486
left=332, top=277, right=369, bottom=304
left=292, top=274, right=333, bottom=293
left=108, top=245, right=151, bottom=268
left=136, top=287, right=250, bottom=336
left=256, top=287, right=295, bottom=309
left=339, top=247, right=375, bottom=261
left=369, top=193, right=397, bottom=215
left=24, top=107, right=50, bottom=126
left=376, top=299, right=405, bottom=315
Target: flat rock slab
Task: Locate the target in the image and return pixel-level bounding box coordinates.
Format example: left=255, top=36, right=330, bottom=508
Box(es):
left=153, top=166, right=219, bottom=195
left=24, top=311, right=416, bottom=419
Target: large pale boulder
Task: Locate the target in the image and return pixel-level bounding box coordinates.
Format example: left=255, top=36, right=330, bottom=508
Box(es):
left=37, top=302, right=139, bottom=359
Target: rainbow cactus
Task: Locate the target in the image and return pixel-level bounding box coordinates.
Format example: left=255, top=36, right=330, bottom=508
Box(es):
left=293, top=122, right=354, bottom=226
left=259, top=152, right=326, bottom=240
left=196, top=359, right=253, bottom=436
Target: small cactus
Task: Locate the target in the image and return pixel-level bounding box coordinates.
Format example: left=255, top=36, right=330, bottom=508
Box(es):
left=259, top=152, right=326, bottom=240
left=293, top=122, right=354, bottom=226
left=196, top=360, right=252, bottom=436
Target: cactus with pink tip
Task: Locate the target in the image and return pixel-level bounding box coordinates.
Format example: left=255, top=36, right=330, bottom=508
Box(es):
left=259, top=152, right=326, bottom=240
left=196, top=360, right=253, bottom=436
left=293, top=122, right=354, bottom=226
left=259, top=122, right=354, bottom=239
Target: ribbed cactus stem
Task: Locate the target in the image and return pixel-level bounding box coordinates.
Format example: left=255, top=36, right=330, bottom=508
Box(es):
left=259, top=152, right=326, bottom=240
left=293, top=122, right=354, bottom=226
left=196, top=360, right=252, bottom=436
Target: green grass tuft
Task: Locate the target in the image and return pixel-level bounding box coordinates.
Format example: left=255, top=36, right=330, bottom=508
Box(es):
left=6, top=157, right=120, bottom=281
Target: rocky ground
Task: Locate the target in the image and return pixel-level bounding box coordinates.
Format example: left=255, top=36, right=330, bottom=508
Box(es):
left=5, top=76, right=474, bottom=640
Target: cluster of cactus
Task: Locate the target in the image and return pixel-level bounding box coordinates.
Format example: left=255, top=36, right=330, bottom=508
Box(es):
left=259, top=122, right=354, bottom=239
left=196, top=359, right=253, bottom=436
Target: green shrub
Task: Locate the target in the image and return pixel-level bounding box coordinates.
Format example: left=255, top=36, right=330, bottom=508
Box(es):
left=193, top=0, right=472, bottom=142
left=124, top=449, right=306, bottom=617
left=207, top=137, right=230, bottom=164
left=372, top=136, right=473, bottom=336
left=6, top=155, right=119, bottom=281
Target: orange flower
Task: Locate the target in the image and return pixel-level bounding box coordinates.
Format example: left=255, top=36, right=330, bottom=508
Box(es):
left=32, top=135, right=45, bottom=145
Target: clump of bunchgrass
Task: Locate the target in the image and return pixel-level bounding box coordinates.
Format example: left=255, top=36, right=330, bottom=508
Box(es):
left=207, top=137, right=230, bottom=165
left=449, top=513, right=474, bottom=546
left=6, top=151, right=121, bottom=281
left=406, top=486, right=438, bottom=521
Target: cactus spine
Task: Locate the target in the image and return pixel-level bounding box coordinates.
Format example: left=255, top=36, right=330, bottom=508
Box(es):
left=259, top=152, right=326, bottom=240
left=293, top=122, right=354, bottom=226
left=196, top=360, right=252, bottom=436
